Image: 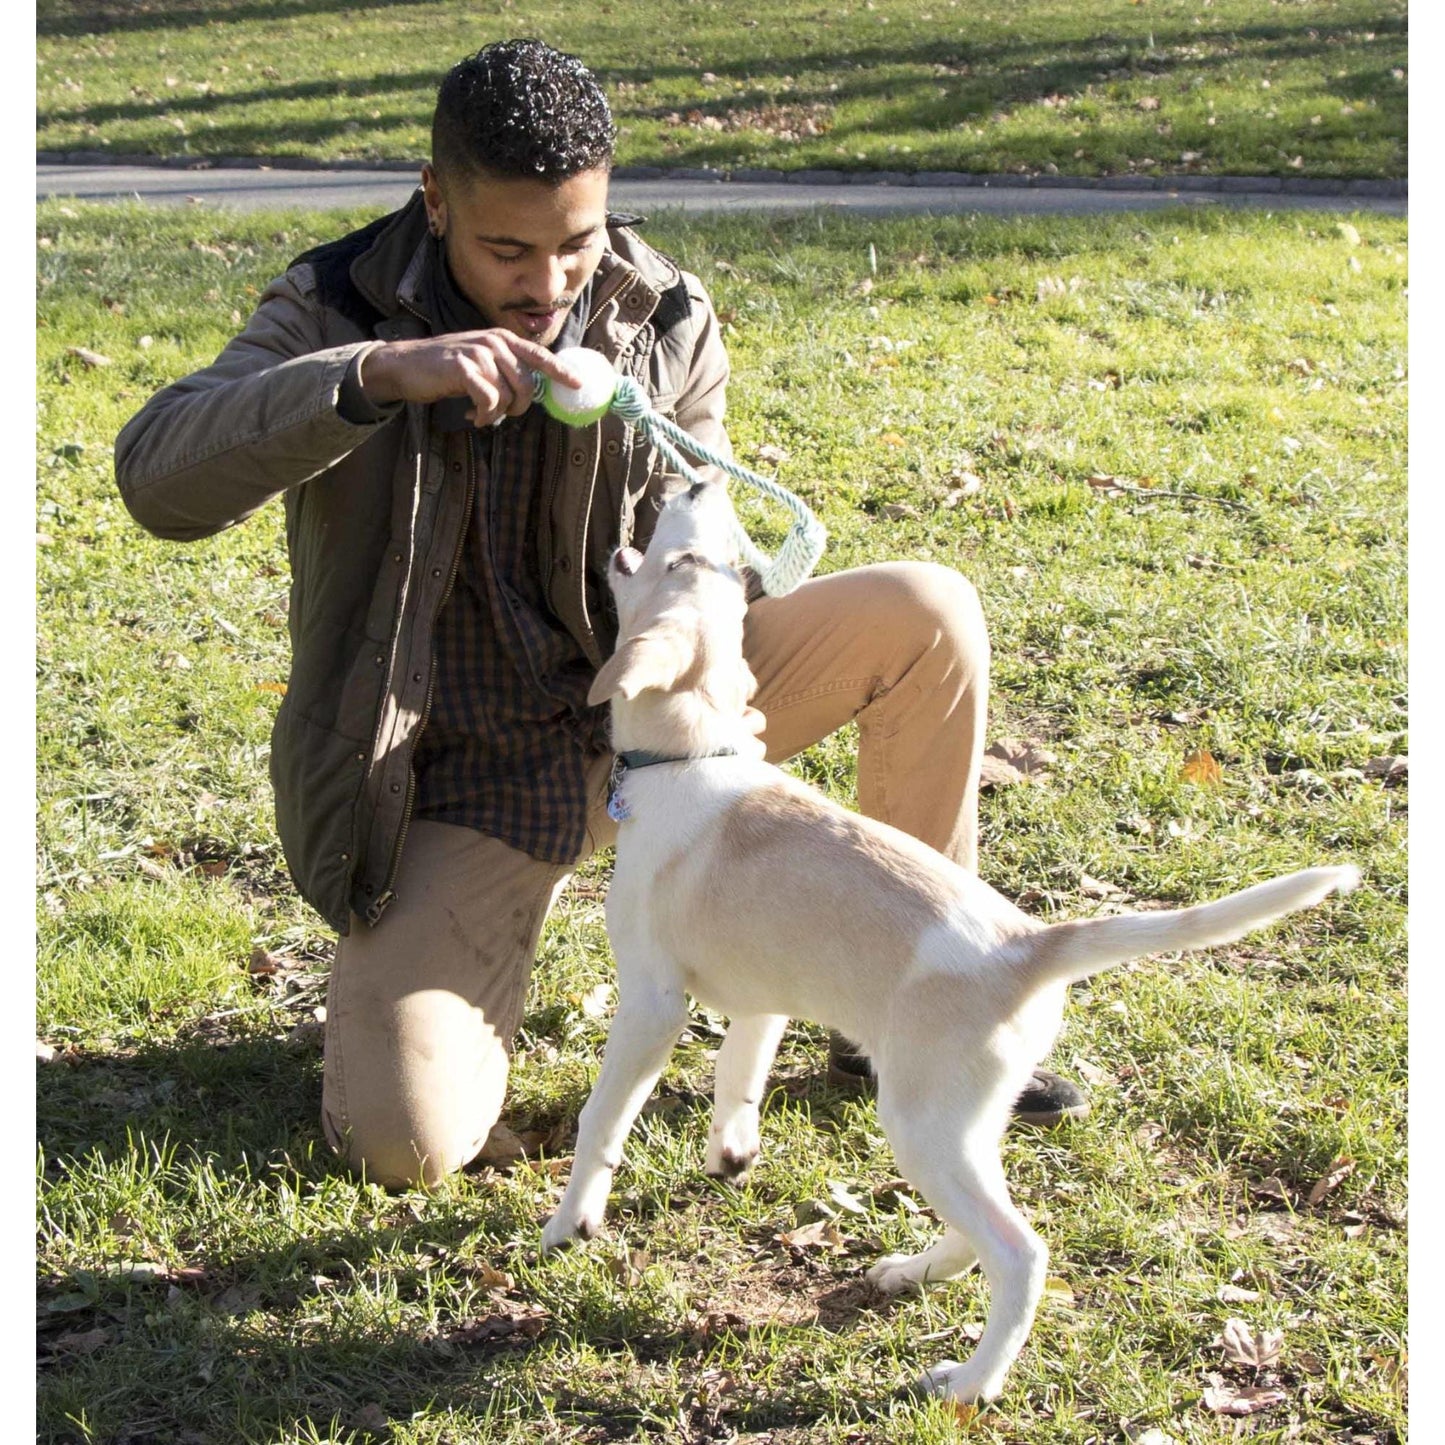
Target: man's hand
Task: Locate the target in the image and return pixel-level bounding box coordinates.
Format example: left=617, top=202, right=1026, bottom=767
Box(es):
left=358, top=331, right=584, bottom=428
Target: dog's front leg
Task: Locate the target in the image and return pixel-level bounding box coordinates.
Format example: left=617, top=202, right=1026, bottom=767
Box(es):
left=541, top=982, right=689, bottom=1253
left=705, top=1012, right=788, bottom=1183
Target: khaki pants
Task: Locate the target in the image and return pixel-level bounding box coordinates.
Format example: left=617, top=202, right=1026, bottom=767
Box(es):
left=322, top=562, right=990, bottom=1186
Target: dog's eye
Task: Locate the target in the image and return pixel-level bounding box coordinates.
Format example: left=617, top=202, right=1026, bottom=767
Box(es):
left=667, top=552, right=703, bottom=572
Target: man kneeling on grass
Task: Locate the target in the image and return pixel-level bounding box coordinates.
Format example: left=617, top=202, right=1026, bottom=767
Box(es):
left=114, top=38, right=1086, bottom=1188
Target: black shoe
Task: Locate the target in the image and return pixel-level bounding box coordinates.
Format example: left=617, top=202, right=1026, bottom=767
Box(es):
left=826, top=1034, right=1089, bottom=1127
left=1011, top=1068, right=1090, bottom=1127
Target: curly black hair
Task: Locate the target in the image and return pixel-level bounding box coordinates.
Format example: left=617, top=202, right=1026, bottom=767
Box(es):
left=431, top=39, right=617, bottom=183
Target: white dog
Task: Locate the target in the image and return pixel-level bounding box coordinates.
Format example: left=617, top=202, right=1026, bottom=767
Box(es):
left=541, top=479, right=1359, bottom=1405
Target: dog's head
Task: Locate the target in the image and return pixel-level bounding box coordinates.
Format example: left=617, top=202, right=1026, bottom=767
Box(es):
left=587, top=481, right=763, bottom=755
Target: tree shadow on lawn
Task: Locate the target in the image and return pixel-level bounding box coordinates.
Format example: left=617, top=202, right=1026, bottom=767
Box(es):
left=38, top=0, right=434, bottom=38
left=38, top=1035, right=912, bottom=1440
left=39, top=17, right=1406, bottom=175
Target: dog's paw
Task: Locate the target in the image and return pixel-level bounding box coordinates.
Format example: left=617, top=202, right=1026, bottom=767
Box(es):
left=915, top=1358, right=1004, bottom=1405
left=540, top=1208, right=601, bottom=1255
left=704, top=1141, right=759, bottom=1184
left=866, top=1253, right=928, bottom=1297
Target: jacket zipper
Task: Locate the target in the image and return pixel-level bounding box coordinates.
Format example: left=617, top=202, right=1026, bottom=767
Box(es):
left=365, top=430, right=475, bottom=924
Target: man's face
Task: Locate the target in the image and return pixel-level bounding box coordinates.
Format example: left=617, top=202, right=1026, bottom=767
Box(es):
left=421, top=164, right=610, bottom=347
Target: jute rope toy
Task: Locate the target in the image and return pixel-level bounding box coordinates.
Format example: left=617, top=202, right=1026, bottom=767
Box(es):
left=534, top=347, right=827, bottom=597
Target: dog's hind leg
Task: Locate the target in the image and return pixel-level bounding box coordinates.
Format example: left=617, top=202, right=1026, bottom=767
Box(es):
left=880, top=1110, right=1047, bottom=1404
left=542, top=980, right=689, bottom=1253
left=705, top=1012, right=788, bottom=1183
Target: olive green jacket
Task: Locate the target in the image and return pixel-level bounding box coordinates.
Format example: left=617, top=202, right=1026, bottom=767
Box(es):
left=114, top=190, right=733, bottom=933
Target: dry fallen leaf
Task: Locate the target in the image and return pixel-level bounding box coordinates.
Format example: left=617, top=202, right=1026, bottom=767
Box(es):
left=52, top=1328, right=112, bottom=1355
left=1307, top=1156, right=1356, bottom=1207
left=350, top=1404, right=390, bottom=1432
left=879, top=431, right=907, bottom=448
left=1251, top=1175, right=1292, bottom=1205
left=477, top=1121, right=527, bottom=1164
left=66, top=346, right=113, bottom=368
left=1220, top=1317, right=1283, bottom=1370
left=1363, top=754, right=1406, bottom=784
left=1043, top=1276, right=1076, bottom=1306
left=1217, top=1283, right=1263, bottom=1304
left=827, top=1181, right=868, bottom=1215
left=947, top=1401, right=981, bottom=1426
left=579, top=982, right=613, bottom=1019
left=754, top=442, right=791, bottom=465
left=880, top=503, right=922, bottom=520
left=1180, top=749, right=1223, bottom=786
left=1079, top=873, right=1127, bottom=900
left=1136, top=95, right=1162, bottom=111
left=1201, top=1376, right=1288, bottom=1415
left=777, top=1219, right=846, bottom=1252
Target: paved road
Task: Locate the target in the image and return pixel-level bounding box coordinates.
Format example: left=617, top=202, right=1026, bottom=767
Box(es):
left=38, top=163, right=1406, bottom=217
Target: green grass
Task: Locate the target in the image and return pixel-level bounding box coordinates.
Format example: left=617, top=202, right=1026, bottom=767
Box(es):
left=37, top=200, right=1406, bottom=1443
left=37, top=0, right=1407, bottom=179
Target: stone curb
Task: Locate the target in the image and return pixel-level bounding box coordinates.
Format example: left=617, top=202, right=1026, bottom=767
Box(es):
left=35, top=151, right=1408, bottom=199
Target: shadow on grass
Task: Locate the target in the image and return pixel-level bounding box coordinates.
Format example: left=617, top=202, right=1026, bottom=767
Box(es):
left=39, top=17, right=1406, bottom=175
left=38, top=0, right=434, bottom=38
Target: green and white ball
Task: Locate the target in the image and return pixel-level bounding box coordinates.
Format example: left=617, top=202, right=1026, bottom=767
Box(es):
left=537, top=347, right=618, bottom=426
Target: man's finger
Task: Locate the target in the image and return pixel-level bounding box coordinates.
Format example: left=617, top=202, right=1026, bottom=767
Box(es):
left=501, top=335, right=584, bottom=388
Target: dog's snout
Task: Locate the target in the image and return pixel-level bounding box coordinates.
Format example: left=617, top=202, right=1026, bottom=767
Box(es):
left=612, top=546, right=643, bottom=577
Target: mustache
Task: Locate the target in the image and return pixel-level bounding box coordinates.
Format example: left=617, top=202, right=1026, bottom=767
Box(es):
left=503, top=296, right=576, bottom=313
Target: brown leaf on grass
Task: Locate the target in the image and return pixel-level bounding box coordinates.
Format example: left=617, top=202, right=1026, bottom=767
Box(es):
left=754, top=442, right=791, bottom=465
left=979, top=754, right=1025, bottom=790
left=880, top=503, right=921, bottom=520
left=942, top=470, right=984, bottom=506
left=988, top=738, right=1057, bottom=774
left=1251, top=1175, right=1293, bottom=1206
left=1217, top=1283, right=1263, bottom=1304
left=1201, top=1376, right=1288, bottom=1415
left=1363, top=754, right=1407, bottom=784
left=1180, top=749, right=1223, bottom=786
left=1079, top=873, right=1128, bottom=900
left=462, top=1260, right=514, bottom=1292
left=1136, top=95, right=1162, bottom=111
left=776, top=1219, right=846, bottom=1253
left=52, top=1327, right=112, bottom=1355
left=248, top=946, right=288, bottom=976
left=66, top=346, right=113, bottom=368
left=947, top=1401, right=981, bottom=1426
left=477, top=1122, right=527, bottom=1164
left=423, top=1309, right=548, bottom=1351
left=1220, top=1317, right=1283, bottom=1369
left=256, top=680, right=288, bottom=695
left=1088, top=473, right=1125, bottom=493
left=1306, top=1156, right=1356, bottom=1206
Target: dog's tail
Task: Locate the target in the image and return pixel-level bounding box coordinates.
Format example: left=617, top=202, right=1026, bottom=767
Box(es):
left=1018, top=865, right=1360, bottom=989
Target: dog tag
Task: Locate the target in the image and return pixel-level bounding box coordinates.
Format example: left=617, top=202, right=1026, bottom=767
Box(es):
left=607, top=790, right=632, bottom=823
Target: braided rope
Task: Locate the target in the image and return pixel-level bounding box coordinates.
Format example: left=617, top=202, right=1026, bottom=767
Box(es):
left=537, top=366, right=826, bottom=597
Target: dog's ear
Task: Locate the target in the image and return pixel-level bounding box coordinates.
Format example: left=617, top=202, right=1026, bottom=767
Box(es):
left=588, top=628, right=693, bottom=705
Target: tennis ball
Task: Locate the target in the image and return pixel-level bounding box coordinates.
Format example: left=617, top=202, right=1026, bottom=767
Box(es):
left=537, top=347, right=618, bottom=426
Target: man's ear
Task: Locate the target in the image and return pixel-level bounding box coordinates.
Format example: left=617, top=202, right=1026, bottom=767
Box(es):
left=588, top=628, right=693, bottom=705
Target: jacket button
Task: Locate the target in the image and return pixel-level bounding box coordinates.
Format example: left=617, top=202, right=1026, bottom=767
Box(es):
left=374, top=655, right=384, bottom=665
left=605, top=439, right=620, bottom=456
left=390, top=782, right=401, bottom=794
left=626, top=293, right=643, bottom=309
left=339, top=851, right=350, bottom=862
left=432, top=568, right=442, bottom=578
left=412, top=671, right=423, bottom=683
left=570, top=449, right=585, bottom=466
left=355, top=751, right=365, bottom=762
left=559, top=556, right=572, bottom=573
left=452, top=461, right=462, bottom=472
left=392, top=553, right=403, bottom=564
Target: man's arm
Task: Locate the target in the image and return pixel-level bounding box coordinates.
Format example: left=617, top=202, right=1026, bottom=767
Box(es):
left=115, top=270, right=585, bottom=543
left=114, top=269, right=396, bottom=543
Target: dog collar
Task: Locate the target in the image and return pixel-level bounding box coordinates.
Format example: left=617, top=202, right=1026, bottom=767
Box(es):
left=607, top=747, right=740, bottom=823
